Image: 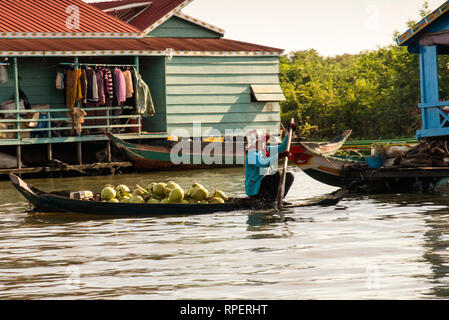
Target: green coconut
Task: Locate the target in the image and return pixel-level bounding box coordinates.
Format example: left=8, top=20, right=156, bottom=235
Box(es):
left=108, top=198, right=120, bottom=203
left=133, top=189, right=146, bottom=197
left=116, top=184, right=130, bottom=195
left=153, top=183, right=167, bottom=198
left=192, top=182, right=205, bottom=189
left=209, top=197, right=225, bottom=204
left=160, top=198, right=171, bottom=204
left=147, top=182, right=157, bottom=193
left=120, top=198, right=131, bottom=203
left=187, top=183, right=204, bottom=196
left=101, top=187, right=116, bottom=201
left=191, top=186, right=209, bottom=201
left=169, top=187, right=185, bottom=203
left=214, top=190, right=228, bottom=201
left=166, top=181, right=181, bottom=190
left=130, top=196, right=145, bottom=204
left=147, top=198, right=161, bottom=204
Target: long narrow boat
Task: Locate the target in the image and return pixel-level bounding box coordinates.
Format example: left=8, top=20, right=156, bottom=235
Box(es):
left=10, top=174, right=347, bottom=216
left=107, top=132, right=244, bottom=170
left=290, top=142, right=365, bottom=187
left=107, top=130, right=353, bottom=170
left=289, top=142, right=449, bottom=193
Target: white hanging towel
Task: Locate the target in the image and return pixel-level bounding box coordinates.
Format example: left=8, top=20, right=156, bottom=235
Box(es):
left=0, top=65, right=8, bottom=84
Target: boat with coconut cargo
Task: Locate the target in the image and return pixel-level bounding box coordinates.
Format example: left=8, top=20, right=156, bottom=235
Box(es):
left=9, top=174, right=347, bottom=216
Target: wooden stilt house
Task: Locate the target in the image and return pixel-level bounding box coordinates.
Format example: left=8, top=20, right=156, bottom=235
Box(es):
left=0, top=0, right=285, bottom=172
left=397, top=0, right=449, bottom=140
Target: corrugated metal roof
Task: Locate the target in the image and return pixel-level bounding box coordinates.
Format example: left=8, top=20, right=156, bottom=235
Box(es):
left=0, top=37, right=283, bottom=54
left=140, top=38, right=283, bottom=52
left=93, top=0, right=191, bottom=32
left=0, top=0, right=141, bottom=35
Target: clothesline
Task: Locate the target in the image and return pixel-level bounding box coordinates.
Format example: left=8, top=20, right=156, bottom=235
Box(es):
left=59, top=63, right=137, bottom=68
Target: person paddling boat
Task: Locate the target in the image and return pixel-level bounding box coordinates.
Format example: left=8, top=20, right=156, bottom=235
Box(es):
left=245, top=122, right=296, bottom=204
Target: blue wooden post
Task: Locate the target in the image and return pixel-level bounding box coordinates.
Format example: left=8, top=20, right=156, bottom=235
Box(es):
left=417, top=45, right=440, bottom=139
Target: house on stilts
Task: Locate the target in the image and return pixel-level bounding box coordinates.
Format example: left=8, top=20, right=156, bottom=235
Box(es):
left=397, top=0, right=449, bottom=140
left=0, top=0, right=285, bottom=175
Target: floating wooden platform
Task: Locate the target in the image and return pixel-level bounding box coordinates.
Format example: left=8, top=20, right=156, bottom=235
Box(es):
left=342, top=166, right=449, bottom=179
left=341, top=165, right=449, bottom=193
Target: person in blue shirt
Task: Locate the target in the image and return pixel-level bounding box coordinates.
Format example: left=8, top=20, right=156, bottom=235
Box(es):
left=245, top=124, right=295, bottom=204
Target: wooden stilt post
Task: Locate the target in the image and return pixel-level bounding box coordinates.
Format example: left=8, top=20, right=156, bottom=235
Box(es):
left=16, top=145, right=22, bottom=171
left=47, top=143, right=53, bottom=161
left=77, top=142, right=82, bottom=165
left=107, top=140, right=112, bottom=163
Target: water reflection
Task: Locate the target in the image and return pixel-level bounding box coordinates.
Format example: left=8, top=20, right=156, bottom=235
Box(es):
left=3, top=168, right=449, bottom=299
left=422, top=209, right=449, bottom=298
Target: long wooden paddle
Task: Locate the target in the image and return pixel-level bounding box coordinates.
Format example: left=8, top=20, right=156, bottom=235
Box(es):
left=276, top=118, right=295, bottom=211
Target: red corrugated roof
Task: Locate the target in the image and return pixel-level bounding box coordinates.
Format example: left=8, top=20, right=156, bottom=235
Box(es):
left=92, top=0, right=190, bottom=32
left=0, top=0, right=141, bottom=34
left=140, top=38, right=283, bottom=52
left=0, top=37, right=283, bottom=53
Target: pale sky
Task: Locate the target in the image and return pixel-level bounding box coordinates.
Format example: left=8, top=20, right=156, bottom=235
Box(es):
left=88, top=0, right=445, bottom=56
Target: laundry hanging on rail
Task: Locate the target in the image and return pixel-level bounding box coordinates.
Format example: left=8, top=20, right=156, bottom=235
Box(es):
left=114, top=68, right=127, bottom=104
left=55, top=71, right=64, bottom=90
left=122, top=70, right=134, bottom=99
left=64, top=68, right=85, bottom=134
left=134, top=68, right=155, bottom=117
left=65, top=69, right=83, bottom=110
left=85, top=67, right=98, bottom=102
left=0, top=65, right=8, bottom=84
left=60, top=64, right=155, bottom=134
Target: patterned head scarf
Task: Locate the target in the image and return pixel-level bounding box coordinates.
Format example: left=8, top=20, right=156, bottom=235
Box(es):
left=246, top=130, right=264, bottom=150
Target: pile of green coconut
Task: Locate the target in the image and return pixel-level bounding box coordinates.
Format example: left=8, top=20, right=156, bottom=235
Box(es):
left=100, top=181, right=228, bottom=204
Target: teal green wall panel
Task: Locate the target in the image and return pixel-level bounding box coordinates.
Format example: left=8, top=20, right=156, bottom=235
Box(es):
left=167, top=103, right=280, bottom=114
left=147, top=16, right=221, bottom=38
left=166, top=64, right=280, bottom=74
left=0, top=58, right=65, bottom=109
left=167, top=122, right=281, bottom=137
left=140, top=56, right=167, bottom=133
left=166, top=84, right=250, bottom=95
left=166, top=74, right=280, bottom=85
left=166, top=94, right=252, bottom=105
left=165, top=56, right=282, bottom=137
left=167, top=112, right=280, bottom=124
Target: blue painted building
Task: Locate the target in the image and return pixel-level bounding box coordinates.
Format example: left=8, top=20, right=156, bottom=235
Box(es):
left=398, top=1, right=449, bottom=139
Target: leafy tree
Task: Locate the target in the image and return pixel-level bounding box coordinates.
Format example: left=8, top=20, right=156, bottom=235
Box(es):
left=280, top=1, right=444, bottom=140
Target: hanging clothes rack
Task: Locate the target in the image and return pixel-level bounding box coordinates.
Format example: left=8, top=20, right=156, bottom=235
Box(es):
left=59, top=62, right=137, bottom=68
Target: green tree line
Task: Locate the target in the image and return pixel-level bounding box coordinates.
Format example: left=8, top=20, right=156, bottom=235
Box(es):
left=279, top=2, right=449, bottom=140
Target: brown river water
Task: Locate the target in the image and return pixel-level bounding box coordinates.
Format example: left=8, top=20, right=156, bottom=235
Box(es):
left=0, top=166, right=449, bottom=300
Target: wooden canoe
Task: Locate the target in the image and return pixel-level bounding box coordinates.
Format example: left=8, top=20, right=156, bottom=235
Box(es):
left=290, top=142, right=365, bottom=187
left=9, top=174, right=347, bottom=216
left=107, top=130, right=353, bottom=171
left=107, top=132, right=244, bottom=170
